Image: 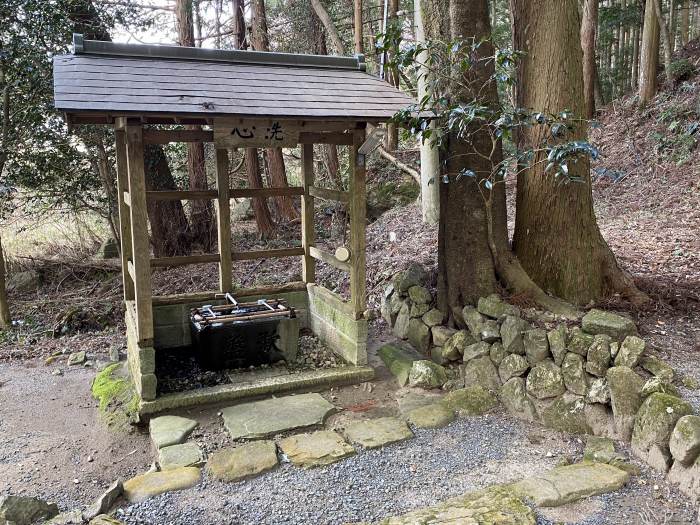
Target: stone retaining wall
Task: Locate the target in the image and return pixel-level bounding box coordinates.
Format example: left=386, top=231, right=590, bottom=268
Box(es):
left=381, top=265, right=700, bottom=502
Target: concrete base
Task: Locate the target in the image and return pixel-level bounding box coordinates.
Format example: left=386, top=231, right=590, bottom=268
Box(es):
left=139, top=365, right=374, bottom=416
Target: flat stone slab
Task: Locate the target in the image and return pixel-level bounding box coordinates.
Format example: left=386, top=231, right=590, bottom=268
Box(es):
left=207, top=441, right=279, bottom=482
left=406, top=403, right=455, bottom=429
left=149, top=415, right=198, bottom=449
left=279, top=430, right=355, bottom=468
left=158, top=443, right=205, bottom=471
left=366, top=485, right=535, bottom=524
left=123, top=467, right=201, bottom=503
left=343, top=417, right=414, bottom=449
left=395, top=388, right=445, bottom=416
left=511, top=462, right=630, bottom=507
left=222, top=393, right=336, bottom=439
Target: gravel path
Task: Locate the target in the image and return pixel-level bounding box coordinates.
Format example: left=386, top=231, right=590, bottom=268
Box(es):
left=115, top=412, right=696, bottom=525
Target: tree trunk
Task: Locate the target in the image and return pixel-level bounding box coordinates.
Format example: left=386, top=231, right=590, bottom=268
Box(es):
left=354, top=0, right=363, bottom=53
left=510, top=0, right=649, bottom=306
left=681, top=0, right=689, bottom=45
left=176, top=0, right=216, bottom=250
left=0, top=66, right=11, bottom=327
left=631, top=23, right=640, bottom=88
left=639, top=0, right=660, bottom=104
left=670, top=0, right=677, bottom=52
left=581, top=0, right=599, bottom=117
left=310, top=0, right=345, bottom=54
left=245, top=148, right=275, bottom=238
left=653, top=0, right=674, bottom=83
left=250, top=0, right=298, bottom=222
left=385, top=0, right=400, bottom=151
left=71, top=0, right=192, bottom=257
left=144, top=145, right=194, bottom=256
left=231, top=0, right=247, bottom=49
left=415, top=0, right=440, bottom=224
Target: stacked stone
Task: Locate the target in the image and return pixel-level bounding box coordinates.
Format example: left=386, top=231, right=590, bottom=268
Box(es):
left=382, top=270, right=694, bottom=472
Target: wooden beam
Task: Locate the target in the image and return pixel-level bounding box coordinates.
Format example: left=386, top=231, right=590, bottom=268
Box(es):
left=301, top=144, right=315, bottom=283
left=215, top=149, right=233, bottom=292
left=309, top=246, right=351, bottom=272
left=143, top=129, right=214, bottom=144
left=308, top=186, right=350, bottom=203
left=146, top=190, right=219, bottom=201
left=150, top=254, right=220, bottom=267
left=123, top=191, right=131, bottom=207
left=299, top=132, right=354, bottom=145
left=151, top=281, right=307, bottom=306
left=125, top=122, right=154, bottom=342
left=309, top=283, right=353, bottom=316
left=349, top=128, right=367, bottom=318
left=229, top=187, right=304, bottom=199
left=115, top=130, right=134, bottom=300
left=231, top=247, right=304, bottom=261
left=127, top=260, right=136, bottom=282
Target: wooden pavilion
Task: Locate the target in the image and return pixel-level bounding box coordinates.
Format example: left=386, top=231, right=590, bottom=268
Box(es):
left=53, top=35, right=414, bottom=415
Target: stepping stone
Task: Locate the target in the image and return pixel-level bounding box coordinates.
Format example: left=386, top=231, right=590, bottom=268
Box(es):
left=377, top=342, right=423, bottom=386
left=406, top=403, right=455, bottom=429
left=222, top=393, right=335, bottom=440
left=367, top=485, right=535, bottom=524
left=207, top=441, right=279, bottom=482
left=395, top=388, right=444, bottom=416
left=158, top=443, right=205, bottom=471
left=123, top=467, right=200, bottom=503
left=511, top=462, right=629, bottom=507
left=278, top=430, right=355, bottom=468
left=343, top=417, right=414, bottom=449
left=149, top=415, right=198, bottom=449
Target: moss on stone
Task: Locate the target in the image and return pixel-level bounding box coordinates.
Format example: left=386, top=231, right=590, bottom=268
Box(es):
left=440, top=385, right=499, bottom=416
left=92, top=363, right=139, bottom=428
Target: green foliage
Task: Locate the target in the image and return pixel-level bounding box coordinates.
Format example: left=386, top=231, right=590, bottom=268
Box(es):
left=92, top=362, right=139, bottom=427
left=670, top=59, right=697, bottom=82
left=381, top=34, right=598, bottom=191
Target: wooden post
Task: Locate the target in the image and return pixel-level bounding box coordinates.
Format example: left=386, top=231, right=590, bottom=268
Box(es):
left=215, top=148, right=232, bottom=292
left=349, top=129, right=367, bottom=318
left=124, top=122, right=154, bottom=343
left=115, top=129, right=135, bottom=301
left=354, top=0, right=363, bottom=54
left=301, top=143, right=315, bottom=283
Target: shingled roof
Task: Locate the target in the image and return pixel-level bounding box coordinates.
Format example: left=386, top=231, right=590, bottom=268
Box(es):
left=53, top=35, right=415, bottom=125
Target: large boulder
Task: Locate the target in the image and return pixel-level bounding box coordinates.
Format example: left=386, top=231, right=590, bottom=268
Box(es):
left=500, top=315, right=528, bottom=355
left=392, top=263, right=429, bottom=293
left=669, top=415, right=700, bottom=467
left=462, top=355, right=501, bottom=392
left=641, top=376, right=680, bottom=398
left=410, top=303, right=430, bottom=318
left=539, top=394, right=591, bottom=435
left=500, top=377, right=537, bottom=422
left=463, top=341, right=491, bottom=363
left=631, top=393, right=693, bottom=472
left=380, top=289, right=404, bottom=327
left=586, top=378, right=611, bottom=404
left=640, top=355, right=675, bottom=382
left=0, top=495, right=58, bottom=525
left=440, top=385, right=498, bottom=416
left=489, top=342, right=507, bottom=366
left=479, top=320, right=501, bottom=343
left=586, top=334, right=612, bottom=377
left=523, top=328, right=550, bottom=366
left=477, top=294, right=519, bottom=320
left=408, top=285, right=432, bottom=304
left=614, top=336, right=646, bottom=368
left=582, top=309, right=637, bottom=341
left=408, top=360, right=448, bottom=389
left=462, top=306, right=485, bottom=338
left=421, top=308, right=444, bottom=327
left=407, top=319, right=431, bottom=353
left=499, top=354, right=529, bottom=383
left=568, top=327, right=594, bottom=357
left=606, top=366, right=644, bottom=440
left=431, top=326, right=458, bottom=347
left=547, top=325, right=568, bottom=366
left=377, top=342, right=423, bottom=386
left=526, top=361, right=566, bottom=400
left=561, top=352, right=588, bottom=396
left=393, top=302, right=411, bottom=339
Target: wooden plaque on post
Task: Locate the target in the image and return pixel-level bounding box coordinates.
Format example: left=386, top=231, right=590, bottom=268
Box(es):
left=214, top=119, right=300, bottom=148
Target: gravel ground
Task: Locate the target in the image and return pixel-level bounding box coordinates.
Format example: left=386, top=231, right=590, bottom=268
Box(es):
left=114, top=411, right=696, bottom=525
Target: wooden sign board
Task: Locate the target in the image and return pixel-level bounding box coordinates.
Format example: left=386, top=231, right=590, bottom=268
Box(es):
left=214, top=119, right=300, bottom=148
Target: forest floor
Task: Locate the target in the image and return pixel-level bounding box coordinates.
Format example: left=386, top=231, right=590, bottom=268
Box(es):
left=1, top=48, right=700, bottom=525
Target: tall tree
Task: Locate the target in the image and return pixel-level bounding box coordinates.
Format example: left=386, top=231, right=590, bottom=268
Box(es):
left=510, top=0, right=648, bottom=306
left=385, top=0, right=400, bottom=151
left=232, top=0, right=275, bottom=238
left=653, top=0, right=674, bottom=83
left=175, top=0, right=216, bottom=250
left=639, top=0, right=660, bottom=103
left=681, top=0, right=690, bottom=45
left=581, top=0, right=599, bottom=117
left=250, top=0, right=298, bottom=222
